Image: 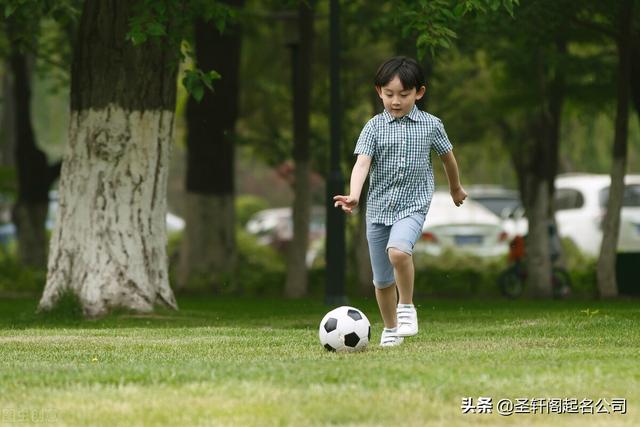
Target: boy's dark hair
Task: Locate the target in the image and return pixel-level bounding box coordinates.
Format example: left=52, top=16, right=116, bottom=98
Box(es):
left=374, top=56, right=425, bottom=90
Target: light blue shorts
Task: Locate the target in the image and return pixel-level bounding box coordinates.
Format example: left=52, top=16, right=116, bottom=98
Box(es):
left=366, top=213, right=426, bottom=289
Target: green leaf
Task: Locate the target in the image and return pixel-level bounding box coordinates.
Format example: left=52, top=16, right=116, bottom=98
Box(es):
left=192, top=84, right=204, bottom=102
left=147, top=22, right=166, bottom=37
left=5, top=4, right=17, bottom=17
left=129, top=30, right=148, bottom=45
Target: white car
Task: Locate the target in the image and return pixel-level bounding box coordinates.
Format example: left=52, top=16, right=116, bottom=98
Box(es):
left=555, top=173, right=640, bottom=256
left=414, top=192, right=510, bottom=257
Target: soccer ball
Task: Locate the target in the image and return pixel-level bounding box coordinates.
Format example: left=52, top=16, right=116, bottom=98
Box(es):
left=319, top=306, right=371, bottom=352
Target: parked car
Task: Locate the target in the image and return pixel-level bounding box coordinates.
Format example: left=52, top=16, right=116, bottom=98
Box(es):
left=414, top=191, right=510, bottom=257
left=246, top=206, right=326, bottom=266
left=466, top=185, right=521, bottom=217
left=554, top=173, right=640, bottom=256
left=466, top=185, right=526, bottom=240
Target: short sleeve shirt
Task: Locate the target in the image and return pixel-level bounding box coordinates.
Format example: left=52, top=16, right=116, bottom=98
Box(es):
left=354, top=105, right=453, bottom=226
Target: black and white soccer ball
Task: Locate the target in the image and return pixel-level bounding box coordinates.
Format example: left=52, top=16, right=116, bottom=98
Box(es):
left=319, top=306, right=371, bottom=352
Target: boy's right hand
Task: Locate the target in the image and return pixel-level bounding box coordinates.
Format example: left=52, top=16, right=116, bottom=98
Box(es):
left=333, top=195, right=358, bottom=214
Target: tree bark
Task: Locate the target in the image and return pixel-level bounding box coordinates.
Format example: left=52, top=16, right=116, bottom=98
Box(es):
left=177, top=1, right=243, bottom=293
left=285, top=1, right=314, bottom=298
left=38, top=0, right=178, bottom=316
left=597, top=0, right=634, bottom=298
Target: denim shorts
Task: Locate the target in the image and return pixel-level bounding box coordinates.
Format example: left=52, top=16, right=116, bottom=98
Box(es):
left=366, top=213, right=426, bottom=289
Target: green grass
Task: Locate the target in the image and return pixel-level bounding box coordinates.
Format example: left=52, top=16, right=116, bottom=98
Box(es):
left=0, top=296, right=638, bottom=426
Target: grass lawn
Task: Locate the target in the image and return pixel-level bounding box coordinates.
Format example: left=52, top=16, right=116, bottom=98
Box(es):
left=0, top=295, right=638, bottom=426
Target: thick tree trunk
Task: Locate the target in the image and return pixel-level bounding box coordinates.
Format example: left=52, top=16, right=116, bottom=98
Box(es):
left=38, top=0, right=178, bottom=316
left=597, top=0, right=634, bottom=298
left=178, top=1, right=243, bottom=293
left=508, top=43, right=567, bottom=298
left=285, top=1, right=314, bottom=298
left=8, top=29, right=58, bottom=268
left=178, top=194, right=235, bottom=292
left=522, top=175, right=552, bottom=298
left=504, top=115, right=552, bottom=298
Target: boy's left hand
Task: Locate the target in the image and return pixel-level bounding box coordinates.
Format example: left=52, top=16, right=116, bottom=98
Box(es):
left=451, top=186, right=468, bottom=207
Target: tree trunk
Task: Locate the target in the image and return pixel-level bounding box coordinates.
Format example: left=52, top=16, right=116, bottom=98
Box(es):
left=504, top=114, right=552, bottom=298
left=178, top=194, right=235, bottom=293
left=546, top=37, right=567, bottom=269
left=522, top=48, right=559, bottom=298
left=285, top=1, right=314, bottom=298
left=178, top=1, right=243, bottom=293
left=7, top=25, right=58, bottom=269
left=38, top=0, right=178, bottom=317
left=522, top=173, right=552, bottom=298
left=597, top=0, right=634, bottom=298
left=0, top=63, right=16, bottom=168
left=630, top=31, right=640, bottom=118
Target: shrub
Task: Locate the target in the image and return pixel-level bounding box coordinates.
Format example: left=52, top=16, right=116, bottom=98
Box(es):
left=236, top=195, right=270, bottom=226
left=0, top=253, right=46, bottom=295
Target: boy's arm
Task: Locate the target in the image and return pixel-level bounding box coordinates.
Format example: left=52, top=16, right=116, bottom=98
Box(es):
left=440, top=151, right=467, bottom=207
left=333, top=154, right=372, bottom=214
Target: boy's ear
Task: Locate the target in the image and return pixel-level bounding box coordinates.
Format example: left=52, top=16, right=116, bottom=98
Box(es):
left=415, top=85, right=426, bottom=100
left=375, top=86, right=383, bottom=98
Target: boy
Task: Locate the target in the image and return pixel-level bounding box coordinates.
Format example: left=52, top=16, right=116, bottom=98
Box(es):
left=334, top=56, right=467, bottom=347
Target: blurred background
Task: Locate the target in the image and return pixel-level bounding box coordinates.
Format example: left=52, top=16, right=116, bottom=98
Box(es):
left=0, top=0, right=639, bottom=303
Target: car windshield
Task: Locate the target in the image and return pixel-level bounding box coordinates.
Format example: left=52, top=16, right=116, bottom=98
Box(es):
left=472, top=197, right=520, bottom=216
left=599, top=184, right=640, bottom=208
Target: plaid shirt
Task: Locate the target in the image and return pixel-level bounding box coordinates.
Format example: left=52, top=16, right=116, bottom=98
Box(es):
left=354, top=105, right=453, bottom=225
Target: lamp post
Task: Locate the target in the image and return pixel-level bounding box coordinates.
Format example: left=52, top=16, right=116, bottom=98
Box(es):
left=325, top=0, right=347, bottom=305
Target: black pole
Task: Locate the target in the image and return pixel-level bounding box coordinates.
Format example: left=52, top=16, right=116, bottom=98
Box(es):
left=325, top=0, right=347, bottom=305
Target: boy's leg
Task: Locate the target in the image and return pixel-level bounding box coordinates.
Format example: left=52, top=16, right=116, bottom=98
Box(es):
left=375, top=284, right=398, bottom=328
left=388, top=249, right=414, bottom=304
left=386, top=213, right=425, bottom=336
left=366, top=221, right=403, bottom=346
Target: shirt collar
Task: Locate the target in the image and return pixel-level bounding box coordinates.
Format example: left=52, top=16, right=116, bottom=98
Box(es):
left=383, top=105, right=422, bottom=123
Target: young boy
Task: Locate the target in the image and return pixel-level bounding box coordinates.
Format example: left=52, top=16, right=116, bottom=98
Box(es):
left=334, top=56, right=467, bottom=347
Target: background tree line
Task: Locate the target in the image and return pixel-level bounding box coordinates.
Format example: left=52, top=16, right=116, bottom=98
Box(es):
left=0, top=0, right=638, bottom=316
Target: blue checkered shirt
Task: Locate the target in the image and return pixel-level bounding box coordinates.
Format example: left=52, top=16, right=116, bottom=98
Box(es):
left=354, top=105, right=453, bottom=225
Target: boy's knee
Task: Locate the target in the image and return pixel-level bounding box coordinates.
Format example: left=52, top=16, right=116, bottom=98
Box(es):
left=388, top=247, right=411, bottom=267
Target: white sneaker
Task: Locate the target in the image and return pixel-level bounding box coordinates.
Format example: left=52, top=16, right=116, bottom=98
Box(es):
left=380, top=328, right=404, bottom=347
left=396, top=304, right=418, bottom=336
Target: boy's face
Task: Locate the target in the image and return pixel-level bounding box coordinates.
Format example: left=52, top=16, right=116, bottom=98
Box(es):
left=376, top=75, right=426, bottom=119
